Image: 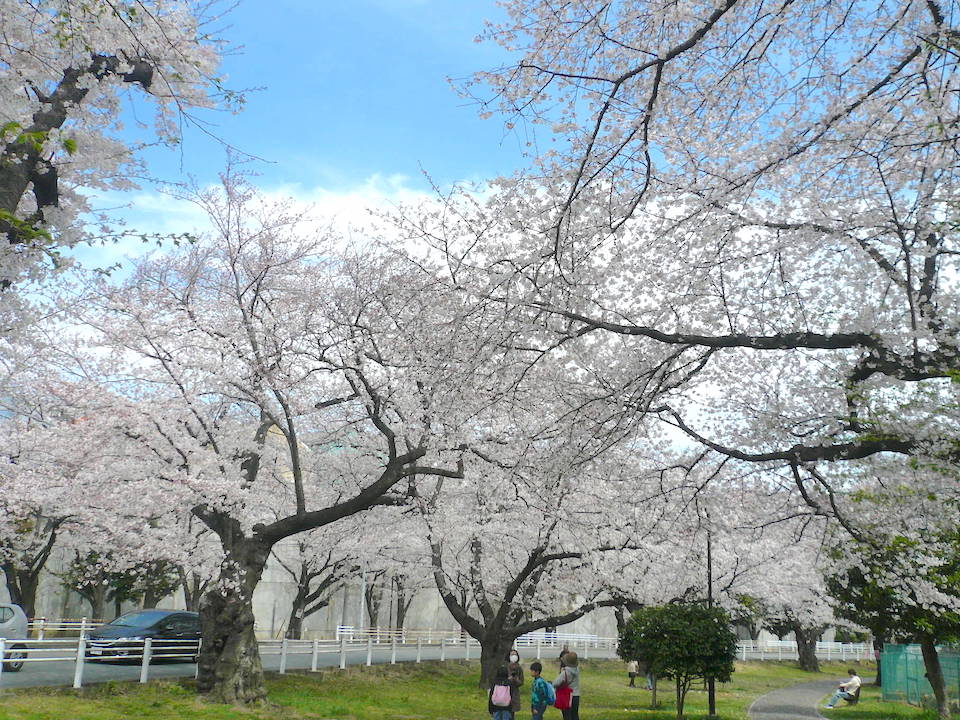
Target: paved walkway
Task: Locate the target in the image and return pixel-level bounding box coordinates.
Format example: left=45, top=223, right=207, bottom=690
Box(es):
left=748, top=679, right=837, bottom=720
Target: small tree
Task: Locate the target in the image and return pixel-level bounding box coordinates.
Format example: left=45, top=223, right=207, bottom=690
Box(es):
left=619, top=604, right=737, bottom=719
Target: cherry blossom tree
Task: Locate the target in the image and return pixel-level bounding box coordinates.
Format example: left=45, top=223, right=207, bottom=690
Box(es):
left=60, top=171, right=527, bottom=703
left=0, top=0, right=235, bottom=324
left=272, top=524, right=362, bottom=640
left=411, top=403, right=686, bottom=687
left=0, top=377, right=135, bottom=617
left=442, top=3, right=960, bottom=713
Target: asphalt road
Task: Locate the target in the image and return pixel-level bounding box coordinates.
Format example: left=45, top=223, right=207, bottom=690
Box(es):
left=0, top=644, right=616, bottom=690
left=748, top=679, right=838, bottom=720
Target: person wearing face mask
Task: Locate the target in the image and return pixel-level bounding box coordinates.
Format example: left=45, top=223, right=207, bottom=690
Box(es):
left=505, top=648, right=525, bottom=716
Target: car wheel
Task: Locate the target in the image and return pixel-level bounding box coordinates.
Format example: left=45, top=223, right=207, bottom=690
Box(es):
left=3, top=644, right=27, bottom=672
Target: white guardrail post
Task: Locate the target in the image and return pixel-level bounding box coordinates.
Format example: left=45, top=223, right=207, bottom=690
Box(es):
left=311, top=639, right=319, bottom=672
left=416, top=637, right=422, bottom=663
left=279, top=638, right=288, bottom=674
left=536, top=639, right=542, bottom=659
left=73, top=638, right=86, bottom=688
left=339, top=636, right=347, bottom=670
left=0, top=638, right=6, bottom=681
left=366, top=637, right=373, bottom=667
left=465, top=636, right=470, bottom=661
left=140, top=638, right=153, bottom=683
left=439, top=638, right=446, bottom=662
left=391, top=636, right=397, bottom=665
left=36, top=618, right=45, bottom=640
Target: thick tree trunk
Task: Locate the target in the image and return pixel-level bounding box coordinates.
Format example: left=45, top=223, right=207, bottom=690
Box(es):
left=2, top=565, right=39, bottom=618
left=872, top=636, right=884, bottom=686
left=285, top=596, right=305, bottom=640
left=143, top=586, right=163, bottom=609
left=615, top=606, right=627, bottom=636
left=919, top=634, right=950, bottom=720
left=196, top=539, right=271, bottom=704
left=87, top=583, right=107, bottom=620
left=180, top=571, right=207, bottom=612
left=479, top=632, right=517, bottom=688
left=794, top=625, right=820, bottom=673
left=675, top=677, right=685, bottom=719
left=395, top=585, right=412, bottom=631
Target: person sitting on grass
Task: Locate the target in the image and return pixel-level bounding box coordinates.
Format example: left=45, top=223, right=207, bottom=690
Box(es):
left=824, top=668, right=862, bottom=708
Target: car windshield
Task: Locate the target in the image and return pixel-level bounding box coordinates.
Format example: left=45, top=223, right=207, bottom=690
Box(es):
left=109, top=610, right=170, bottom=628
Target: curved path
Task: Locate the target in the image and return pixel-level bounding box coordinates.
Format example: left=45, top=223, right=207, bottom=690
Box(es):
left=748, top=679, right=837, bottom=720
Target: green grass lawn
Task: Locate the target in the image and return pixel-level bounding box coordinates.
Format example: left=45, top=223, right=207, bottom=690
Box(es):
left=818, top=682, right=954, bottom=720
left=0, top=658, right=947, bottom=720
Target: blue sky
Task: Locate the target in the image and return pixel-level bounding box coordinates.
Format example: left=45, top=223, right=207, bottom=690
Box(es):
left=146, top=0, right=523, bottom=192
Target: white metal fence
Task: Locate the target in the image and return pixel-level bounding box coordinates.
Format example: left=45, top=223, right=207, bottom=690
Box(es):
left=3, top=624, right=870, bottom=690
left=0, top=630, right=616, bottom=689
left=735, top=640, right=871, bottom=662
left=27, top=618, right=103, bottom=639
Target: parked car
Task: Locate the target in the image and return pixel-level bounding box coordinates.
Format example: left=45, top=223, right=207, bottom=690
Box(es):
left=86, top=609, right=201, bottom=663
left=0, top=603, right=29, bottom=672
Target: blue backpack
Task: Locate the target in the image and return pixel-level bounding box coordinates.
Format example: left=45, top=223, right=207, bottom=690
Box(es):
left=540, top=677, right=556, bottom=705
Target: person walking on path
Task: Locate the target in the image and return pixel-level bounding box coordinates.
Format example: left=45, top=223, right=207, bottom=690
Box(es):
left=554, top=650, right=581, bottom=720
left=627, top=659, right=639, bottom=687
left=824, top=669, right=862, bottom=709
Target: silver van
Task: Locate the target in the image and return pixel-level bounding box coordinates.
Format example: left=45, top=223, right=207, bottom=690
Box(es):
left=0, top=603, right=28, bottom=671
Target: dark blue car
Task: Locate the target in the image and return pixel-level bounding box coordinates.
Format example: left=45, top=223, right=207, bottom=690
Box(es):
left=86, top=609, right=201, bottom=662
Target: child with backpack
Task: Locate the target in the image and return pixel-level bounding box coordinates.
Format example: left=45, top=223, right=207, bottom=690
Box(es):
left=530, top=661, right=556, bottom=720
left=489, top=665, right=515, bottom=720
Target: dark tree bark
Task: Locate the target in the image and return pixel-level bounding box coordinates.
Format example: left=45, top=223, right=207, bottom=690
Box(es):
left=0, top=54, right=154, bottom=245
left=84, top=582, right=107, bottom=620
left=919, top=634, right=950, bottom=720
left=478, top=628, right=519, bottom=688
left=274, top=542, right=353, bottom=640
left=190, top=425, right=459, bottom=703
left=197, top=537, right=271, bottom=705
left=2, top=562, right=41, bottom=618
left=0, top=516, right=64, bottom=618
left=394, top=575, right=416, bottom=630
left=142, top=586, right=162, bottom=609
left=872, top=635, right=885, bottom=687
left=179, top=569, right=210, bottom=613
left=364, top=571, right=386, bottom=627
left=426, top=533, right=615, bottom=687
left=793, top=624, right=822, bottom=673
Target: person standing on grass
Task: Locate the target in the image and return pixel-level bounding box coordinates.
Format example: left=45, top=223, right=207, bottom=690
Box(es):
left=489, top=665, right=515, bottom=720
left=506, top=648, right=525, bottom=715
left=824, top=668, right=862, bottom=708
left=554, top=650, right=581, bottom=720
left=626, top=658, right=639, bottom=687
left=530, top=661, right=553, bottom=720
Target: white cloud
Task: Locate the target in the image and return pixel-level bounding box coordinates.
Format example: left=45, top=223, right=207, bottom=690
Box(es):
left=70, top=173, right=438, bottom=273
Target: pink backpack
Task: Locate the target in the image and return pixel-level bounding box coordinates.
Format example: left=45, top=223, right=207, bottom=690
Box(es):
left=491, top=683, right=512, bottom=707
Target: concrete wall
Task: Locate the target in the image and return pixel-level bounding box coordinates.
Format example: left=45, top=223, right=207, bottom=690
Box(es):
left=1, top=546, right=619, bottom=640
